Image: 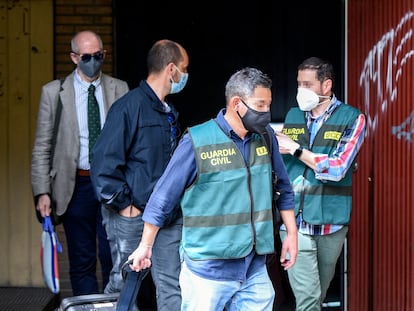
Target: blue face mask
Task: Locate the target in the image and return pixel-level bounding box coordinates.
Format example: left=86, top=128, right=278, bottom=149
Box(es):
left=170, top=65, right=189, bottom=94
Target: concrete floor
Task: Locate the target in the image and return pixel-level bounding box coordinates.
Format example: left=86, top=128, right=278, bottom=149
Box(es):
left=0, top=287, right=59, bottom=311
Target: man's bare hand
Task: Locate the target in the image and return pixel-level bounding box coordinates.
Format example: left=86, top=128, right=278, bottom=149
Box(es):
left=36, top=194, right=52, bottom=218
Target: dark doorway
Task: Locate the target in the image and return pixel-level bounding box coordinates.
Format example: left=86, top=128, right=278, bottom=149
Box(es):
left=113, top=0, right=344, bottom=130
left=113, top=1, right=345, bottom=310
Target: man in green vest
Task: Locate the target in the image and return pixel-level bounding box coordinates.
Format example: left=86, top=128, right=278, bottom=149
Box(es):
left=276, top=57, right=366, bottom=311
left=127, top=67, right=298, bottom=311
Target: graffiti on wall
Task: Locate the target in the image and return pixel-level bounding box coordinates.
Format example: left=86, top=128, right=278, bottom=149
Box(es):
left=359, top=11, right=414, bottom=142
left=391, top=111, right=414, bottom=142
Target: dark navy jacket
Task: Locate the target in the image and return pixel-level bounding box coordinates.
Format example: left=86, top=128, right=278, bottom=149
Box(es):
left=90, top=80, right=179, bottom=212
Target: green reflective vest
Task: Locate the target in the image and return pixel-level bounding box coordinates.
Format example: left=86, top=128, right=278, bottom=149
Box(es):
left=282, top=103, right=361, bottom=225
left=181, top=120, right=274, bottom=260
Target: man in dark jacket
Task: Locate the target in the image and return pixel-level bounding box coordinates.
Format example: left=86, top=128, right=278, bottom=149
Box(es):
left=90, top=39, right=189, bottom=311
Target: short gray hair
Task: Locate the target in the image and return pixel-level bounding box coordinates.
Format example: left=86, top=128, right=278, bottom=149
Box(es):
left=225, top=67, right=272, bottom=103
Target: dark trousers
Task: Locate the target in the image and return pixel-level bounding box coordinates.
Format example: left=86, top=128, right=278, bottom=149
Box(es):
left=63, top=175, right=112, bottom=296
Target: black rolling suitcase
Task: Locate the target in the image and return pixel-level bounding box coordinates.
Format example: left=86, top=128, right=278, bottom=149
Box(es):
left=57, top=262, right=148, bottom=311
left=57, top=292, right=119, bottom=310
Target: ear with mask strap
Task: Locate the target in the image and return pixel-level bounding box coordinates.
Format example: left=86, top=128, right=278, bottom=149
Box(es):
left=170, top=65, right=189, bottom=94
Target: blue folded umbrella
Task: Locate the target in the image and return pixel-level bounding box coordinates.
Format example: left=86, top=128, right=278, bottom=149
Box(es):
left=41, top=216, right=62, bottom=294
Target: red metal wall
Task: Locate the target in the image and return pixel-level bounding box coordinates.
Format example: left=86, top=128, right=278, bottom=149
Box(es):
left=348, top=1, right=414, bottom=310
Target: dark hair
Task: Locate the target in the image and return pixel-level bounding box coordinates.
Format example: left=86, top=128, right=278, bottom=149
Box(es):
left=298, top=57, right=335, bottom=86
left=147, top=39, right=183, bottom=73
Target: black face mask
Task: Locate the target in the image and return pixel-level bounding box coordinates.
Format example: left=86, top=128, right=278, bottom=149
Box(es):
left=237, top=100, right=271, bottom=134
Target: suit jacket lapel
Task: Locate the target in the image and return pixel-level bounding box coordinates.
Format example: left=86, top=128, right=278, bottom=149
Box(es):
left=101, top=74, right=116, bottom=114
left=60, top=73, right=79, bottom=143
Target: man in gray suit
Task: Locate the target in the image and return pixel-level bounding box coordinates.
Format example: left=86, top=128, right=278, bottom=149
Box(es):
left=31, top=30, right=129, bottom=296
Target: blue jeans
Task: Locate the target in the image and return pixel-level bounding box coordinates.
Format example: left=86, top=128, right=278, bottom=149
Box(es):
left=63, top=175, right=112, bottom=296
left=180, top=260, right=274, bottom=311
left=280, top=226, right=348, bottom=311
left=102, top=206, right=182, bottom=311
left=151, top=216, right=182, bottom=311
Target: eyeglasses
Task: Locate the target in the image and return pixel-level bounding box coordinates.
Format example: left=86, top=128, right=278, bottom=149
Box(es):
left=72, top=51, right=105, bottom=62
left=240, top=97, right=271, bottom=112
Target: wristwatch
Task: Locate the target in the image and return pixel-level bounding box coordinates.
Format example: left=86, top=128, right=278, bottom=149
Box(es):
left=293, top=147, right=303, bottom=158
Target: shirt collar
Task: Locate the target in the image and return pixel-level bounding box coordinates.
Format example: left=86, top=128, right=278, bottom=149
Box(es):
left=73, top=69, right=101, bottom=90
left=216, top=108, right=233, bottom=136
left=215, top=108, right=251, bottom=140
left=306, top=94, right=340, bottom=123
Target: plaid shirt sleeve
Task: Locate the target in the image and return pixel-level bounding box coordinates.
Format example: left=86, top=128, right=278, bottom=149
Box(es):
left=313, top=113, right=366, bottom=181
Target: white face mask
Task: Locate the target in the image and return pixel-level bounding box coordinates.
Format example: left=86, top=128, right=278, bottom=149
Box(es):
left=296, top=87, right=330, bottom=111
